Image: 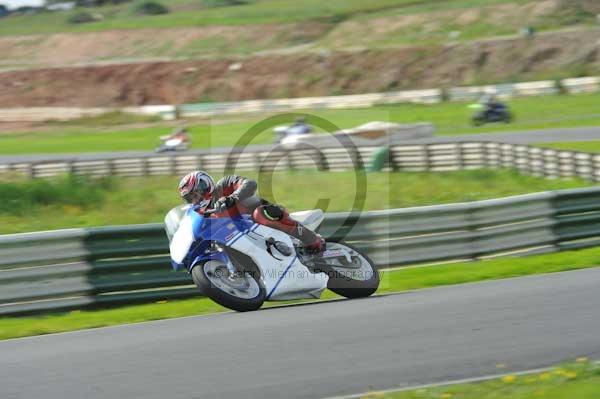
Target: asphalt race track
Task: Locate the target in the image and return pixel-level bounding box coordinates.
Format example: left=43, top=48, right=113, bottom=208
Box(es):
left=410, top=125, right=600, bottom=144
left=2, top=126, right=600, bottom=165
left=2, top=268, right=600, bottom=399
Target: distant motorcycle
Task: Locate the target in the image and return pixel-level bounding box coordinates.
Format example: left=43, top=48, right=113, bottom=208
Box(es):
left=155, top=136, right=190, bottom=153
left=273, top=120, right=312, bottom=145
left=470, top=102, right=513, bottom=126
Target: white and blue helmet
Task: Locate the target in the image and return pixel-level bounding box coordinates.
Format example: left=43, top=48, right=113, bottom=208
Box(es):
left=178, top=170, right=215, bottom=204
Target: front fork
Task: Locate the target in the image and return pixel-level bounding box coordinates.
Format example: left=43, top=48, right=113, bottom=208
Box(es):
left=188, top=241, right=232, bottom=274
left=210, top=242, right=237, bottom=276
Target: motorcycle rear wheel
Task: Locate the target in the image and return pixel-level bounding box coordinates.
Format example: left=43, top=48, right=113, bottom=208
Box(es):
left=316, top=241, right=379, bottom=299
left=472, top=115, right=485, bottom=126
left=191, top=260, right=266, bottom=312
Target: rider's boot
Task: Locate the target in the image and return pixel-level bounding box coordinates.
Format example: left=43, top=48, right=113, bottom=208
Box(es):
left=253, top=204, right=326, bottom=254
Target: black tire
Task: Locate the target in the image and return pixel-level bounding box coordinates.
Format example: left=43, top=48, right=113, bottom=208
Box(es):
left=472, top=115, right=484, bottom=126
left=191, top=260, right=266, bottom=312
left=320, top=241, right=379, bottom=299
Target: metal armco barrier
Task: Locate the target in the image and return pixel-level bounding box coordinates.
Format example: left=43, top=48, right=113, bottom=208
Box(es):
left=552, top=187, right=600, bottom=250
left=179, top=89, right=443, bottom=117
left=1, top=187, right=599, bottom=316
left=2, top=142, right=600, bottom=182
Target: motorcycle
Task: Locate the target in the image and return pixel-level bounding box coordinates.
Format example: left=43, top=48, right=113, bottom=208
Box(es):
left=273, top=124, right=311, bottom=146
left=155, top=135, right=190, bottom=153
left=469, top=102, right=513, bottom=126
left=164, top=205, right=379, bottom=312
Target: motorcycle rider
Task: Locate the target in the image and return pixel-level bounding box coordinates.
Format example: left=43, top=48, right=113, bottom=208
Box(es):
left=287, top=117, right=312, bottom=135
left=160, top=126, right=191, bottom=144
left=273, top=117, right=312, bottom=144
left=479, top=93, right=505, bottom=117
left=175, top=170, right=326, bottom=254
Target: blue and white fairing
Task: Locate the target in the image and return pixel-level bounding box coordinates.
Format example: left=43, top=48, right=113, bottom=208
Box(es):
left=165, top=205, right=328, bottom=301
left=168, top=205, right=254, bottom=272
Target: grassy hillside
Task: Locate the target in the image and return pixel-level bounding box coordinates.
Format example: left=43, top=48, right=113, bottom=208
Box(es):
left=2, top=1, right=600, bottom=107
left=0, top=0, right=523, bottom=35
left=0, top=0, right=597, bottom=45
left=3, top=0, right=599, bottom=72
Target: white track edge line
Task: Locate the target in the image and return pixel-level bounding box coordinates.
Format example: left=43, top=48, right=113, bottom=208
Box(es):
left=322, top=360, right=600, bottom=399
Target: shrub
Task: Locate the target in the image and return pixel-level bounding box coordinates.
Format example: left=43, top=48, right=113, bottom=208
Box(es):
left=202, top=0, right=250, bottom=7
left=0, top=175, right=114, bottom=215
left=67, top=11, right=96, bottom=24
left=133, top=1, right=169, bottom=15
left=75, top=0, right=132, bottom=6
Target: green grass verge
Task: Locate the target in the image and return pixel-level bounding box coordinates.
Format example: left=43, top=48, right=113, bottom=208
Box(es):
left=538, top=140, right=600, bottom=153
left=371, top=360, right=600, bottom=399
left=0, top=174, right=114, bottom=215
left=1, top=246, right=599, bottom=340
left=44, top=111, right=161, bottom=127
left=4, top=93, right=600, bottom=154
left=0, top=169, right=589, bottom=234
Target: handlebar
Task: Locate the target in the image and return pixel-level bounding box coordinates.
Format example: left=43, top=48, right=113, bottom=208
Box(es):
left=203, top=208, right=219, bottom=216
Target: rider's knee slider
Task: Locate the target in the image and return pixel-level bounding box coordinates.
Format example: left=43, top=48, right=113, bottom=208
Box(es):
left=263, top=204, right=284, bottom=220
left=253, top=205, right=297, bottom=234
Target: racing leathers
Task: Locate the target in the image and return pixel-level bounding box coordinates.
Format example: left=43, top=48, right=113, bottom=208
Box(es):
left=169, top=175, right=325, bottom=270
left=210, top=175, right=325, bottom=252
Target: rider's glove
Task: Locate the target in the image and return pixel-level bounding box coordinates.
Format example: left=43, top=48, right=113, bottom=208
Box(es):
left=215, top=195, right=237, bottom=212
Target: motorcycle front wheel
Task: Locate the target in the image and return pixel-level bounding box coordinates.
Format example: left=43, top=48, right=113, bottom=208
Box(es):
left=316, top=241, right=379, bottom=299
left=472, top=114, right=485, bottom=126
left=191, top=260, right=266, bottom=312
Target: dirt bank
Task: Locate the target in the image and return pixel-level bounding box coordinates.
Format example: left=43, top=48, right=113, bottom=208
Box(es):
left=1, top=29, right=600, bottom=107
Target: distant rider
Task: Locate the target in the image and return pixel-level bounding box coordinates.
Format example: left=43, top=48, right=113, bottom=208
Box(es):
left=287, top=117, right=312, bottom=136
left=479, top=93, right=505, bottom=116
left=160, top=127, right=191, bottom=144
left=274, top=117, right=313, bottom=144
left=170, top=171, right=325, bottom=269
